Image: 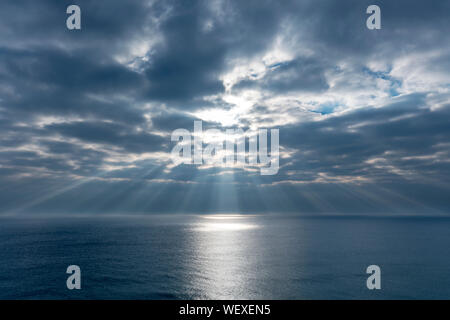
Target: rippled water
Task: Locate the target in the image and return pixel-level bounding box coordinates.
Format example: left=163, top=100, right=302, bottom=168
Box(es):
left=1, top=214, right=450, bottom=299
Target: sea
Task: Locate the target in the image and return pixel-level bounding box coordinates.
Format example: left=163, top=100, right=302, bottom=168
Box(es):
left=0, top=214, right=449, bottom=299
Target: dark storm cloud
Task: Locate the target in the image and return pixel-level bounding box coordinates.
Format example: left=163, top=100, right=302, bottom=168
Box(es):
left=150, top=111, right=222, bottom=132
left=141, top=0, right=298, bottom=104
left=0, top=0, right=154, bottom=48
left=151, top=111, right=201, bottom=132
left=0, top=48, right=142, bottom=93
left=0, top=46, right=146, bottom=124
left=46, top=121, right=167, bottom=153
left=294, top=0, right=450, bottom=58
left=235, top=57, right=330, bottom=93
left=2, top=151, right=74, bottom=172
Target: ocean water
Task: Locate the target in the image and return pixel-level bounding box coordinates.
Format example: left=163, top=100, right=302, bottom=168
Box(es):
left=0, top=214, right=450, bottom=300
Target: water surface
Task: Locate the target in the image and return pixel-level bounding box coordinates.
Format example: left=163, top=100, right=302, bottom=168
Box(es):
left=0, top=214, right=449, bottom=299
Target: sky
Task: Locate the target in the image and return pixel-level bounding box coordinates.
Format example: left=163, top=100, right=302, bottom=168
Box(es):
left=0, top=0, right=449, bottom=215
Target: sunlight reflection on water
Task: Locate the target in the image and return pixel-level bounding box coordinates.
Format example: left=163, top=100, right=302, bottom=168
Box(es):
left=186, top=214, right=263, bottom=299
left=192, top=214, right=260, bottom=232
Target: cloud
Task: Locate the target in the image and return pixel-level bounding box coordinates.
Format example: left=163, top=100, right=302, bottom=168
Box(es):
left=0, top=0, right=449, bottom=214
left=234, top=57, right=330, bottom=93
left=45, top=120, right=167, bottom=153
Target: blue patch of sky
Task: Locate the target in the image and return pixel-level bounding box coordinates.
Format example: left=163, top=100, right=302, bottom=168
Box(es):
left=362, top=67, right=402, bottom=97
left=310, top=102, right=340, bottom=115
